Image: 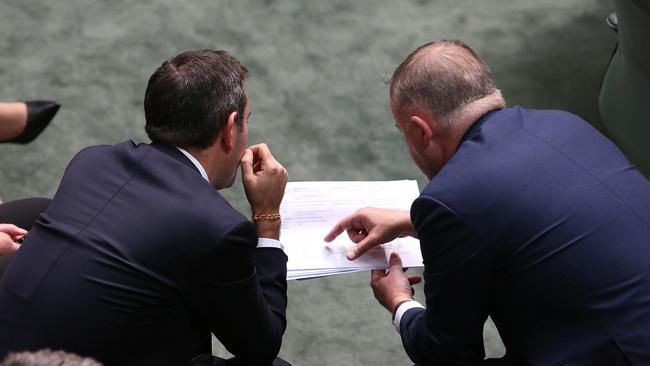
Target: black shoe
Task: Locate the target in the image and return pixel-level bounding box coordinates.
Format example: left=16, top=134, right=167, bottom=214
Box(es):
left=606, top=12, right=618, bottom=32
left=6, top=100, right=60, bottom=144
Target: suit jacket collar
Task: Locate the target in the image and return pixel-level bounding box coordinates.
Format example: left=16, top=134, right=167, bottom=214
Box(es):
left=150, top=142, right=201, bottom=175
left=459, top=108, right=502, bottom=145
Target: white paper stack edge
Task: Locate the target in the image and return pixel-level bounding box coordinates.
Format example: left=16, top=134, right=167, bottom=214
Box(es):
left=278, top=180, right=424, bottom=280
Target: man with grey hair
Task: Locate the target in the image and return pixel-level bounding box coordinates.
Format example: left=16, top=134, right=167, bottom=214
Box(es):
left=326, top=40, right=650, bottom=365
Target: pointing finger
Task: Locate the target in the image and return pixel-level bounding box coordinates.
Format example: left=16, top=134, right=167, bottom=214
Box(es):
left=323, top=224, right=345, bottom=242
left=324, top=214, right=357, bottom=242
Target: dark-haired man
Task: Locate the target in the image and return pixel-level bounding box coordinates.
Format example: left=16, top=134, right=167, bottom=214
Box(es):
left=0, top=50, right=290, bottom=366
left=326, top=40, right=650, bottom=365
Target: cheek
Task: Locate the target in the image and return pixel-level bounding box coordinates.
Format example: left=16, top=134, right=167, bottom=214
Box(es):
left=406, top=144, right=420, bottom=162
left=407, top=147, right=431, bottom=173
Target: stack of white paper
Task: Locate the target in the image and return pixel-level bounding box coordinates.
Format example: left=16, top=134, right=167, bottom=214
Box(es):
left=279, top=180, right=424, bottom=280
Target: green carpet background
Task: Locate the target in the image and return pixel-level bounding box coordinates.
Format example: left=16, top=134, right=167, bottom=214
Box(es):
left=0, top=0, right=616, bottom=364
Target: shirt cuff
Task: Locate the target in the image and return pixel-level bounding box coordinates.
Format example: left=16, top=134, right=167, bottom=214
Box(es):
left=257, top=238, right=284, bottom=250
left=392, top=300, right=425, bottom=333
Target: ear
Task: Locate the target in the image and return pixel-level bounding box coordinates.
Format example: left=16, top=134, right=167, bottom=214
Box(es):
left=409, top=114, right=434, bottom=147
left=221, top=111, right=238, bottom=153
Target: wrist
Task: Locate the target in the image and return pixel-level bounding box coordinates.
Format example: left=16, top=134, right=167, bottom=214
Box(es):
left=389, top=293, right=413, bottom=314
left=251, top=207, right=280, bottom=216
left=255, top=219, right=281, bottom=240
left=252, top=212, right=281, bottom=221
left=391, top=298, right=414, bottom=320
left=398, top=212, right=416, bottom=237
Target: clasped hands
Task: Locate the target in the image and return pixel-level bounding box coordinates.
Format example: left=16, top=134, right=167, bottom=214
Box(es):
left=324, top=208, right=422, bottom=313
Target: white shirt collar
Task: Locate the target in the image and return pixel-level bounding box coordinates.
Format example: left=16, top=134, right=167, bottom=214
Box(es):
left=175, top=146, right=209, bottom=182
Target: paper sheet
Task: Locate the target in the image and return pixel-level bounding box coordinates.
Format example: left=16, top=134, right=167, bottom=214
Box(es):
left=279, top=180, right=423, bottom=280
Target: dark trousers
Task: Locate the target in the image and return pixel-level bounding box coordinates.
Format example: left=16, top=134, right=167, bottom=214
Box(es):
left=0, top=197, right=51, bottom=278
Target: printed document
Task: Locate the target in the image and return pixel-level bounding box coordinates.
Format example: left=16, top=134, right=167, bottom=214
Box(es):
left=280, top=180, right=424, bottom=280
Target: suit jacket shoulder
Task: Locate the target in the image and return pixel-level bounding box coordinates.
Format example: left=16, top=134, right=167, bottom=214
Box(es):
left=419, top=106, right=650, bottom=246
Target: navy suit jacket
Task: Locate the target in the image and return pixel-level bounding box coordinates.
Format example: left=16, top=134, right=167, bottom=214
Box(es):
left=0, top=141, right=288, bottom=366
left=403, top=107, right=650, bottom=365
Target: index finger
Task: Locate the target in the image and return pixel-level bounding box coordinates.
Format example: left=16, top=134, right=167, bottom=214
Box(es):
left=249, top=143, right=273, bottom=161
left=323, top=214, right=357, bottom=242
left=0, top=224, right=27, bottom=236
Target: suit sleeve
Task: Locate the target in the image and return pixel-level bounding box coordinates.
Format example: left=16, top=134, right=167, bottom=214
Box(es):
left=195, top=220, right=288, bottom=365
left=401, top=195, right=492, bottom=365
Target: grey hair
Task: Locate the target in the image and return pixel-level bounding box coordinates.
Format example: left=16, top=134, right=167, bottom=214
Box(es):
left=387, top=40, right=498, bottom=127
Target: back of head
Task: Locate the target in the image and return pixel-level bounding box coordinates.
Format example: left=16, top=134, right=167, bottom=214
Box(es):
left=144, top=49, right=248, bottom=149
left=389, top=40, right=499, bottom=126
left=1, top=349, right=102, bottom=366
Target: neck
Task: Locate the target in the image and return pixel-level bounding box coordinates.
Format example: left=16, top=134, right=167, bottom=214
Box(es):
left=426, top=90, right=505, bottom=178
left=446, top=90, right=506, bottom=149
left=184, top=145, right=220, bottom=185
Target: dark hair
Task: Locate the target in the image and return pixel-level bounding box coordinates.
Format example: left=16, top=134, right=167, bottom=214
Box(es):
left=144, top=49, right=248, bottom=149
left=388, top=40, right=496, bottom=125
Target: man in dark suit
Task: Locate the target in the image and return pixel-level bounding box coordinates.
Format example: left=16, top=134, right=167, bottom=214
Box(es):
left=0, top=50, right=290, bottom=366
left=325, top=40, right=650, bottom=365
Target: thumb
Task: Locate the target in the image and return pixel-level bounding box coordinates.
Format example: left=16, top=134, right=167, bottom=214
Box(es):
left=346, top=234, right=379, bottom=260
left=388, top=252, right=404, bottom=273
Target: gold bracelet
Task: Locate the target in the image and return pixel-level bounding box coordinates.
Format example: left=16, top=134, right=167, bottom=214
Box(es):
left=252, top=213, right=281, bottom=222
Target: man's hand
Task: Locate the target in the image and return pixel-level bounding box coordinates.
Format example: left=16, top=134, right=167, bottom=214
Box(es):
left=241, top=144, right=288, bottom=239
left=324, top=207, right=416, bottom=260
left=0, top=223, right=27, bottom=256
left=371, top=253, right=422, bottom=312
